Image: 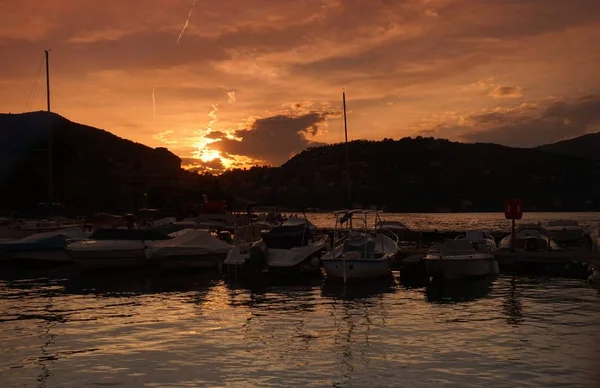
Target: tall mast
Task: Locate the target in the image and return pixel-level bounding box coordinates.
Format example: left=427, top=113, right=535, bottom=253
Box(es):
left=45, top=49, right=52, bottom=213
left=342, top=92, right=351, bottom=207
left=45, top=50, right=50, bottom=112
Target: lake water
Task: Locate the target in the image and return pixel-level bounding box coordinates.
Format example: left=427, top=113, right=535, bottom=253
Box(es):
left=1, top=213, right=600, bottom=387
left=0, top=272, right=599, bottom=388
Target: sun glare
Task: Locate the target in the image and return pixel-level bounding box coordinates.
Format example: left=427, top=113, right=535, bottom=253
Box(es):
left=186, top=132, right=259, bottom=173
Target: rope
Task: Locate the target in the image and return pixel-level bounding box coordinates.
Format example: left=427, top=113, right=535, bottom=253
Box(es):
left=25, top=54, right=45, bottom=111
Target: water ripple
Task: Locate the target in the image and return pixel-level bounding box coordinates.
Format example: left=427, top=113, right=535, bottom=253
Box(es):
left=0, top=272, right=598, bottom=387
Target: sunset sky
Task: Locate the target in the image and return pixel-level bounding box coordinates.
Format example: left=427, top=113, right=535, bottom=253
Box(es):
left=1, top=0, right=599, bottom=172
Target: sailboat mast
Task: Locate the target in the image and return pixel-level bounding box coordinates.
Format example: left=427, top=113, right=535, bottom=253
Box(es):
left=45, top=49, right=52, bottom=212
left=45, top=50, right=50, bottom=112
left=342, top=92, right=351, bottom=207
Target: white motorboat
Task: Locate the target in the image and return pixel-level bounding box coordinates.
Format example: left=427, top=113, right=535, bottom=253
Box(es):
left=545, top=219, right=585, bottom=244
left=225, top=215, right=328, bottom=276
left=498, top=225, right=563, bottom=252
left=67, top=228, right=171, bottom=270
left=455, top=230, right=497, bottom=252
left=0, top=227, right=89, bottom=267
left=151, top=229, right=232, bottom=270
left=321, top=210, right=399, bottom=283
left=424, top=239, right=498, bottom=280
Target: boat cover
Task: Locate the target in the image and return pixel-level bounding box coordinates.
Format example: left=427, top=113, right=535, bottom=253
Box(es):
left=0, top=227, right=88, bottom=252
left=152, top=230, right=232, bottom=257
left=90, top=228, right=172, bottom=241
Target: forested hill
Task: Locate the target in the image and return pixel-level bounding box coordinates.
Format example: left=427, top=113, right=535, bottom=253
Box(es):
left=0, top=111, right=182, bottom=214
left=2, top=111, right=600, bottom=213
left=217, top=137, right=600, bottom=212
left=536, top=132, right=600, bottom=160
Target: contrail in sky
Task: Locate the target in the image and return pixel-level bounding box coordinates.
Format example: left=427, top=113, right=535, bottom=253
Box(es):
left=152, top=80, right=158, bottom=120
left=176, top=0, right=197, bottom=44
left=154, top=0, right=197, bottom=120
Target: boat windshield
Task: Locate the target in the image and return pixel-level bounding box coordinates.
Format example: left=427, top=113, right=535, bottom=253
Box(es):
left=516, top=228, right=547, bottom=239
left=262, top=224, right=313, bottom=249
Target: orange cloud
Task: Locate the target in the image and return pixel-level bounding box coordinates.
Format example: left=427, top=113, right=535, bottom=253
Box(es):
left=489, top=86, right=525, bottom=98
left=1, top=0, right=599, bottom=169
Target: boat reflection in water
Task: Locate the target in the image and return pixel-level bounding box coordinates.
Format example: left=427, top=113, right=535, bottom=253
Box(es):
left=321, top=272, right=398, bottom=300
left=425, top=274, right=496, bottom=304
left=62, top=270, right=217, bottom=297
left=502, top=276, right=524, bottom=326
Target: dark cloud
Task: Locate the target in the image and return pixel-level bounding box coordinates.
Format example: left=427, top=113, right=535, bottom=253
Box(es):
left=205, top=131, right=227, bottom=139
left=461, top=95, right=600, bottom=146
left=489, top=86, right=524, bottom=98
left=214, top=112, right=329, bottom=165
left=290, top=0, right=600, bottom=87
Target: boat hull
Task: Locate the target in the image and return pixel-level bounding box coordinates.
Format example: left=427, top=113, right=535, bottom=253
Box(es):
left=69, top=249, right=149, bottom=270
left=267, top=246, right=323, bottom=274
left=153, top=253, right=227, bottom=270
left=322, top=257, right=392, bottom=282
left=224, top=245, right=324, bottom=277
left=0, top=249, right=73, bottom=268
left=425, top=254, right=498, bottom=280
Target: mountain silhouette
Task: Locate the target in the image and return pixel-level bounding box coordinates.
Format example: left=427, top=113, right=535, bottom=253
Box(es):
left=1, top=112, right=599, bottom=214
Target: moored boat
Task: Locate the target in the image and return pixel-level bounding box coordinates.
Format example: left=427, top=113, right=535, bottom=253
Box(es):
left=424, top=239, right=498, bottom=280
left=0, top=227, right=89, bottom=268
left=225, top=215, right=328, bottom=276
left=498, top=225, right=563, bottom=252
left=67, top=228, right=171, bottom=270
left=545, top=219, right=585, bottom=245
left=150, top=229, right=232, bottom=270
left=321, top=210, right=398, bottom=283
